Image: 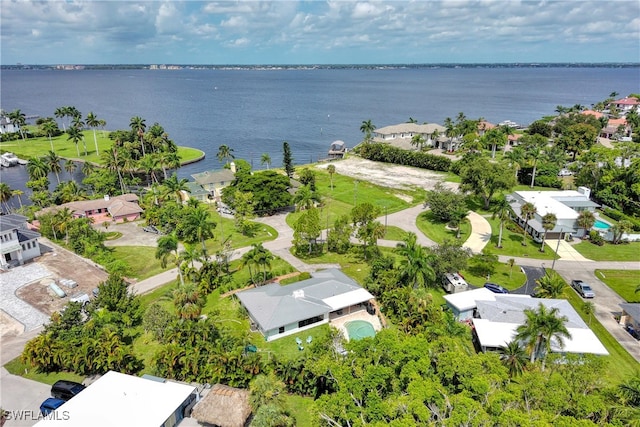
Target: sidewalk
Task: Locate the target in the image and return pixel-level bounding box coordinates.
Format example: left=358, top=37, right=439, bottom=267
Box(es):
left=545, top=239, right=591, bottom=261
left=462, top=211, right=492, bottom=254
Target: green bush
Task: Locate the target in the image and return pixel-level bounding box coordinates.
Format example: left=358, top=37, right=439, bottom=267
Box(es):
left=603, top=208, right=640, bottom=231
left=358, top=143, right=452, bottom=172
left=589, top=230, right=605, bottom=246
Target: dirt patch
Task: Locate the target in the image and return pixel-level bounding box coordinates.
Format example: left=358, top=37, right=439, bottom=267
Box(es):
left=0, top=310, right=23, bottom=337
left=16, top=242, right=109, bottom=316
left=315, top=157, right=458, bottom=193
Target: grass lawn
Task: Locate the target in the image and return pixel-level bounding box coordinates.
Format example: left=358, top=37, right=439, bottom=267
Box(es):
left=484, top=216, right=558, bottom=260
left=416, top=210, right=472, bottom=245
left=286, top=167, right=418, bottom=229
left=285, top=394, right=316, bottom=426
left=111, top=246, right=165, bottom=280
left=561, top=287, right=639, bottom=385
left=460, top=262, right=527, bottom=291
left=573, top=241, right=640, bottom=262
left=0, top=131, right=203, bottom=165
left=4, top=358, right=85, bottom=385
left=382, top=225, right=407, bottom=241
left=594, top=270, right=640, bottom=302
left=204, top=209, right=278, bottom=255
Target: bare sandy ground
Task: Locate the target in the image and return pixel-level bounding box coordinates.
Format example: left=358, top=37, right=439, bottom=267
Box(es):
left=315, top=156, right=459, bottom=193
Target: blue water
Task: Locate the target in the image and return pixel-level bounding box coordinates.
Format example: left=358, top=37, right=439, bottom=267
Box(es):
left=594, top=220, right=611, bottom=229
left=1, top=66, right=639, bottom=210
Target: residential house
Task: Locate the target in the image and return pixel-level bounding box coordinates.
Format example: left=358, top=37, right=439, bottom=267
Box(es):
left=191, top=384, right=251, bottom=427
left=0, top=114, right=20, bottom=134
left=373, top=123, right=447, bottom=150
left=473, top=295, right=609, bottom=356
left=36, top=194, right=143, bottom=225
left=610, top=97, right=640, bottom=114
left=33, top=371, right=198, bottom=427
left=619, top=303, right=640, bottom=338
left=600, top=117, right=631, bottom=140
left=182, top=181, right=210, bottom=204
left=236, top=268, right=375, bottom=341
left=477, top=120, right=496, bottom=136
left=445, top=289, right=609, bottom=356
left=508, top=187, right=600, bottom=240
left=191, top=163, right=236, bottom=201
left=0, top=214, right=41, bottom=269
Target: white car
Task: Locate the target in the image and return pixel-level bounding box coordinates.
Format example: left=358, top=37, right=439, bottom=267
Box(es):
left=558, top=168, right=573, bottom=177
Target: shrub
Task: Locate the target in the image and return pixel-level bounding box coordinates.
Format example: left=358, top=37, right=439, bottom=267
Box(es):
left=589, top=230, right=605, bottom=246
left=358, top=143, right=452, bottom=172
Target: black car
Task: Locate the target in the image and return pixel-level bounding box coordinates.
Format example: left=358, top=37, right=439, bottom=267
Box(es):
left=51, top=380, right=85, bottom=401
left=484, top=282, right=509, bottom=294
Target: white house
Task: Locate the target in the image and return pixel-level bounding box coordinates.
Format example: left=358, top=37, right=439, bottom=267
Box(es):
left=508, top=187, right=600, bottom=240
left=0, top=214, right=41, bottom=269
left=236, top=269, right=375, bottom=341
left=0, top=114, right=20, bottom=134
left=373, top=123, right=447, bottom=150
left=34, top=371, right=198, bottom=427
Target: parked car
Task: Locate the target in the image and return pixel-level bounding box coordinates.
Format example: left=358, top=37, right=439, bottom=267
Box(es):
left=40, top=398, right=66, bottom=416
left=571, top=280, right=595, bottom=298
left=51, top=380, right=85, bottom=401
left=558, top=168, right=573, bottom=177
left=484, top=282, right=509, bottom=294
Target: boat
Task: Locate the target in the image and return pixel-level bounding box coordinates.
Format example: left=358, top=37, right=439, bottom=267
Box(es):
left=17, top=158, right=28, bottom=166
left=1, top=152, right=19, bottom=167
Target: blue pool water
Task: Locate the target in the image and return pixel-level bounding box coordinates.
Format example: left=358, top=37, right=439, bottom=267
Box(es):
left=594, top=220, right=610, bottom=230
left=345, top=320, right=376, bottom=341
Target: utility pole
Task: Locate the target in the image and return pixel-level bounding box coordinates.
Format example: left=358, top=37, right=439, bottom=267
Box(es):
left=551, top=228, right=563, bottom=271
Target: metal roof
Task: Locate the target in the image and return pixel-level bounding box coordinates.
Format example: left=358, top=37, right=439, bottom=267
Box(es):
left=620, top=303, right=640, bottom=323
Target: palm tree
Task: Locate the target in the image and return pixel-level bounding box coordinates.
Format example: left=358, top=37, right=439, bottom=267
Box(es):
left=241, top=247, right=259, bottom=284
left=492, top=196, right=512, bottom=248
left=534, top=272, right=566, bottom=298
left=576, top=210, right=596, bottom=235
left=57, top=181, right=87, bottom=203
left=130, top=116, right=147, bottom=156
left=64, top=159, right=78, bottom=175
left=54, top=207, right=74, bottom=244
left=519, top=202, right=537, bottom=246
left=0, top=183, right=12, bottom=213
left=45, top=151, right=62, bottom=184
left=81, top=161, right=94, bottom=177
left=173, top=283, right=204, bottom=320
left=101, top=147, right=126, bottom=194
left=515, top=303, right=571, bottom=369
left=42, top=120, right=58, bottom=152
left=611, top=220, right=633, bottom=244
left=85, top=112, right=102, bottom=156
left=139, top=153, right=161, bottom=185
left=503, top=146, right=525, bottom=179
left=448, top=205, right=468, bottom=239
left=540, top=212, right=557, bottom=252
left=8, top=109, right=26, bottom=140
left=360, top=119, right=376, bottom=143
left=252, top=243, right=274, bottom=284
left=411, top=134, right=425, bottom=150
left=156, top=234, right=184, bottom=286
left=216, top=144, right=235, bottom=165
left=498, top=340, right=528, bottom=378
left=260, top=153, right=271, bottom=170
left=524, top=139, right=546, bottom=188
left=183, top=206, right=216, bottom=259
left=11, top=189, right=24, bottom=210
left=507, top=258, right=515, bottom=278
left=66, top=126, right=82, bottom=157
left=294, top=185, right=315, bottom=211
left=54, top=106, right=68, bottom=132
left=26, top=156, right=50, bottom=181
left=162, top=173, right=190, bottom=203
left=327, top=164, right=336, bottom=191
left=395, top=232, right=436, bottom=288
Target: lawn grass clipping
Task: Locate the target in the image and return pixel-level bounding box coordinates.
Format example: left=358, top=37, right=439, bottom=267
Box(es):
left=573, top=241, right=640, bottom=262
left=594, top=269, right=640, bottom=302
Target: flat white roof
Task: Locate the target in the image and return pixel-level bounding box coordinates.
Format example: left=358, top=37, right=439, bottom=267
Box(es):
left=34, top=371, right=196, bottom=427
left=443, top=288, right=499, bottom=311
left=473, top=319, right=609, bottom=356
left=322, top=288, right=374, bottom=311
left=514, top=190, right=584, bottom=220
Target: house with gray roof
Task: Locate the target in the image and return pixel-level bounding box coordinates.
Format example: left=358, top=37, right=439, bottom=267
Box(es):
left=619, top=303, right=640, bottom=337
left=191, top=163, right=236, bottom=201
left=0, top=214, right=41, bottom=269
left=373, top=122, right=447, bottom=150
left=236, top=269, right=375, bottom=341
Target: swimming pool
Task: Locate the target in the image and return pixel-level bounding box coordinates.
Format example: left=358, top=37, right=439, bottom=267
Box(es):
left=345, top=320, right=376, bottom=341
left=594, top=220, right=611, bottom=230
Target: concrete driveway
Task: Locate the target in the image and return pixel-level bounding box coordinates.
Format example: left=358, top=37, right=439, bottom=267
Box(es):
left=101, top=221, right=162, bottom=247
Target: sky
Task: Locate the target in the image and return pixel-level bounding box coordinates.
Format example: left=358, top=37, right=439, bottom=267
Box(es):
left=1, top=0, right=639, bottom=65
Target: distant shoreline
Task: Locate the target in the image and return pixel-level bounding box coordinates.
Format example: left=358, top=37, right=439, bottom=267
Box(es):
left=2, top=63, right=639, bottom=71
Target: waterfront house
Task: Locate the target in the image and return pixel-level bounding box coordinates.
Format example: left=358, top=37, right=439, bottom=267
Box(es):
left=373, top=122, right=447, bottom=150
left=191, top=162, right=236, bottom=201
left=0, top=114, right=20, bottom=134
left=610, top=97, right=640, bottom=114
left=236, top=268, right=375, bottom=341
left=0, top=214, right=41, bottom=269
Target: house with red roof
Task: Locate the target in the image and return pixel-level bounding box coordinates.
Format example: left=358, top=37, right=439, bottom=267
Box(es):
left=610, top=97, right=640, bottom=114
left=36, top=194, right=143, bottom=224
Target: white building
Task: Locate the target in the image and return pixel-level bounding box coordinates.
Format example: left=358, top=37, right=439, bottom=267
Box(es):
left=0, top=214, right=41, bottom=269
left=373, top=123, right=448, bottom=150
left=34, top=371, right=198, bottom=427
left=508, top=187, right=600, bottom=240
left=0, top=114, right=20, bottom=134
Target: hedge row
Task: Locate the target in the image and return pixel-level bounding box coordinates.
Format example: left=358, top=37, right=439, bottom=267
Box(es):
left=357, top=143, right=452, bottom=172
left=603, top=207, right=640, bottom=231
